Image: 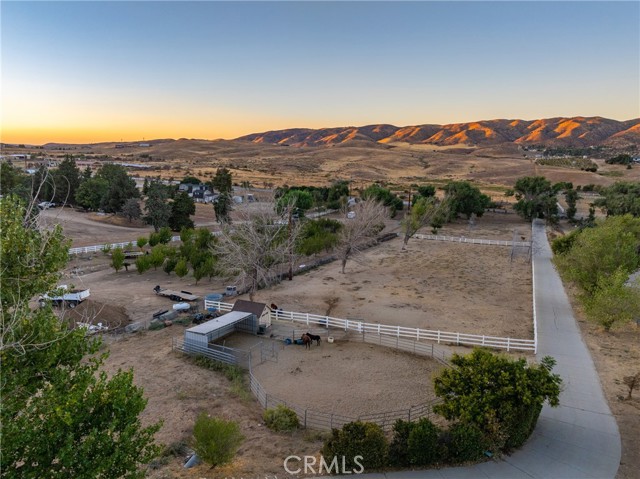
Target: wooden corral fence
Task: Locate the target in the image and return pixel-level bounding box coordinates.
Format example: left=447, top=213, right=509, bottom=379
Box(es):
left=414, top=233, right=531, bottom=248
left=204, top=300, right=537, bottom=353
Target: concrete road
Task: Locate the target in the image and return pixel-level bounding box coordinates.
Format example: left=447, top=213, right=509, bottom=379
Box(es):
left=330, top=219, right=620, bottom=479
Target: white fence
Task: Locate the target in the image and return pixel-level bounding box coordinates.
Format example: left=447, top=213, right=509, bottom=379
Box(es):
left=414, top=234, right=531, bottom=248
left=204, top=300, right=536, bottom=353
left=69, top=235, right=182, bottom=255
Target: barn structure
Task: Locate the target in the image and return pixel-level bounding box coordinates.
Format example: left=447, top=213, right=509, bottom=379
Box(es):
left=183, top=300, right=270, bottom=353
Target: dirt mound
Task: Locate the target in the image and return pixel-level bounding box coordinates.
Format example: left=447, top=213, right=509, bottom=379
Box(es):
left=63, top=299, right=131, bottom=330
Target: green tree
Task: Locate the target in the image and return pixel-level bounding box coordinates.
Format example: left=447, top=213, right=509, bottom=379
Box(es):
left=121, top=198, right=142, bottom=222
left=0, top=163, right=30, bottom=200
left=510, top=176, right=558, bottom=221
left=401, top=196, right=449, bottom=249
left=443, top=181, right=490, bottom=220
left=211, top=167, right=233, bottom=194
left=322, top=421, right=388, bottom=472
left=175, top=258, right=189, bottom=278
left=554, top=215, right=640, bottom=293
left=433, top=349, right=561, bottom=451
left=76, top=177, right=109, bottom=211
left=181, top=175, right=201, bottom=185
left=361, top=184, right=403, bottom=217
left=136, top=236, right=148, bottom=250
left=565, top=188, right=579, bottom=220
left=296, top=218, right=342, bottom=256
left=214, top=192, right=233, bottom=224
left=53, top=155, right=81, bottom=205
left=96, top=163, right=139, bottom=213
left=416, top=185, right=436, bottom=199
left=593, top=182, right=640, bottom=217
left=111, top=247, right=126, bottom=273
left=584, top=268, right=640, bottom=331
left=191, top=413, right=243, bottom=468
left=277, top=189, right=314, bottom=216
left=144, top=184, right=171, bottom=231
left=0, top=196, right=160, bottom=478
left=168, top=191, right=196, bottom=231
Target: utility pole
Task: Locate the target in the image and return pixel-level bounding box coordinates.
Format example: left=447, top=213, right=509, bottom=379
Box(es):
left=288, top=206, right=293, bottom=281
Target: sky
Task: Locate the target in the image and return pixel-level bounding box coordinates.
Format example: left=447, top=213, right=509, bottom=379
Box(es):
left=1, top=1, right=639, bottom=144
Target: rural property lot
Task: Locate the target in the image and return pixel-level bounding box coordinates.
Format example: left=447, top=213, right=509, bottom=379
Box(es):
left=45, top=206, right=639, bottom=478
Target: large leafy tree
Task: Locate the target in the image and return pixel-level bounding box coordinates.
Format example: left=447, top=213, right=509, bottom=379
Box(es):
left=144, top=184, right=172, bottom=232
left=509, top=176, right=558, bottom=220
left=211, top=167, right=233, bottom=194
left=53, top=155, right=81, bottom=205
left=361, top=184, right=403, bottom=218
left=75, top=177, right=110, bottom=211
left=593, top=182, right=640, bottom=217
left=0, top=196, right=161, bottom=478
left=401, top=196, right=449, bottom=249
left=434, top=349, right=561, bottom=451
left=96, top=163, right=139, bottom=213
left=214, top=192, right=233, bottom=224
left=554, top=214, right=640, bottom=293
left=443, top=181, right=490, bottom=220
left=168, top=191, right=195, bottom=231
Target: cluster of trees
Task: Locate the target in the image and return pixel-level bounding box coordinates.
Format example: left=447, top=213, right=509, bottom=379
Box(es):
left=1, top=195, right=159, bottom=477
left=322, top=349, right=561, bottom=472
left=553, top=215, right=640, bottom=331
left=275, top=181, right=350, bottom=211
left=593, top=182, right=640, bottom=217
left=605, top=154, right=634, bottom=166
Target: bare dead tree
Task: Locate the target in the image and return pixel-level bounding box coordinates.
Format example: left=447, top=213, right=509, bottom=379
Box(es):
left=336, top=198, right=389, bottom=274
left=213, top=197, right=302, bottom=301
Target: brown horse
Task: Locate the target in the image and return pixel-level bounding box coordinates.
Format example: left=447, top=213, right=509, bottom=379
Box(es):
left=301, top=333, right=312, bottom=350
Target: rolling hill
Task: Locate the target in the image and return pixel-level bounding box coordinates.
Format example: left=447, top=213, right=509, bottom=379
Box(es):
left=237, top=116, right=640, bottom=148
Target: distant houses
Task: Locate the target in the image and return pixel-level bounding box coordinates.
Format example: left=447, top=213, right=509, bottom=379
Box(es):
left=178, top=183, right=218, bottom=203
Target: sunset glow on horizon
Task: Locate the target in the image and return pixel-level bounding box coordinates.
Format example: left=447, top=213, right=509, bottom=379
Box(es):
left=2, top=1, right=639, bottom=145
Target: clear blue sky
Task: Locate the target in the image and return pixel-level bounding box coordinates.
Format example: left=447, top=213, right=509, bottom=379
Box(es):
left=2, top=1, right=639, bottom=143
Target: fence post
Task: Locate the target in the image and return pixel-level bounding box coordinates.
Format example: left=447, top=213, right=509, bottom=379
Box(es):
left=304, top=409, right=307, bottom=429
left=507, top=337, right=511, bottom=352
left=437, top=330, right=441, bottom=344
left=306, top=313, right=309, bottom=325
left=456, top=332, right=460, bottom=345
left=431, top=343, right=434, bottom=358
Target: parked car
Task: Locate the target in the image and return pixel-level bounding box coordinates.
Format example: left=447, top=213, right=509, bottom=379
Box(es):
left=38, top=201, right=57, bottom=209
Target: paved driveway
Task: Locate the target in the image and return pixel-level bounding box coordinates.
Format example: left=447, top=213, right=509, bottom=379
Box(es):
left=330, top=219, right=620, bottom=479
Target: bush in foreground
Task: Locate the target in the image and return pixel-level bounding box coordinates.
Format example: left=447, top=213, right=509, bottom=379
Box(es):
left=263, top=404, right=300, bottom=432
left=191, top=413, right=243, bottom=468
left=322, top=421, right=388, bottom=471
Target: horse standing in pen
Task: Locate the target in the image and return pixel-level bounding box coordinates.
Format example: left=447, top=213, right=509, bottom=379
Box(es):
left=305, top=332, right=321, bottom=346
left=301, top=333, right=312, bottom=350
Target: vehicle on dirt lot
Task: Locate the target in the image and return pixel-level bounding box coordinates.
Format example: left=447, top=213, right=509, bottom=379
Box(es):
left=39, top=285, right=90, bottom=308
left=153, top=285, right=200, bottom=302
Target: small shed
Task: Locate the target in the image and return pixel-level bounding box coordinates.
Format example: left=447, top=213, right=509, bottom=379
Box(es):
left=232, top=300, right=271, bottom=328
left=184, top=311, right=257, bottom=352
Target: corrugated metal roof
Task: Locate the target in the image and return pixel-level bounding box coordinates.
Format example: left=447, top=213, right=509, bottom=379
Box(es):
left=186, top=311, right=253, bottom=335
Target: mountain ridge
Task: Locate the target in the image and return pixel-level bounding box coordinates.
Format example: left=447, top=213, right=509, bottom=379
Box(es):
left=236, top=116, right=640, bottom=148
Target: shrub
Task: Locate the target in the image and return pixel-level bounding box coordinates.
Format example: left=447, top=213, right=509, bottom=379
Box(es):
left=388, top=419, right=413, bottom=466
left=158, top=226, right=172, bottom=244
left=551, top=229, right=581, bottom=255
left=191, top=413, right=243, bottom=468
left=148, top=232, right=160, bottom=247
left=263, top=405, right=300, bottom=432
left=434, top=349, right=561, bottom=455
left=407, top=418, right=442, bottom=466
left=322, top=421, right=388, bottom=472
left=135, top=255, right=151, bottom=274
left=443, top=422, right=488, bottom=463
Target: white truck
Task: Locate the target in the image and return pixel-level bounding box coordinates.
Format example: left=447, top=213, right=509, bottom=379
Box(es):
left=40, top=285, right=90, bottom=308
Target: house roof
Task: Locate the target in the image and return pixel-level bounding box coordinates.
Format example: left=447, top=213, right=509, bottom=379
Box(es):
left=232, top=299, right=268, bottom=317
